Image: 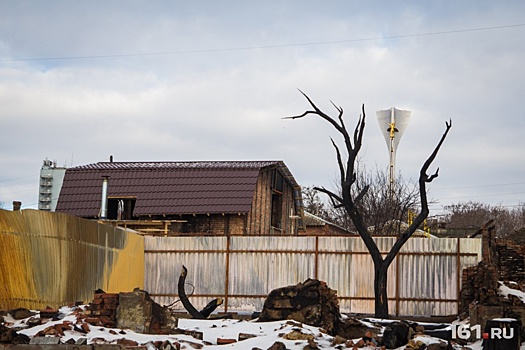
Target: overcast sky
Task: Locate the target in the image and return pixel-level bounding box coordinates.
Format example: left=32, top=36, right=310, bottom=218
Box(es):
left=1, top=1, right=524, bottom=217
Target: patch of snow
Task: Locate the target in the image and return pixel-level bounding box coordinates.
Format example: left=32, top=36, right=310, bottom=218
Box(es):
left=499, top=281, right=525, bottom=303
left=17, top=314, right=78, bottom=337
left=411, top=334, right=442, bottom=345
left=492, top=318, right=517, bottom=322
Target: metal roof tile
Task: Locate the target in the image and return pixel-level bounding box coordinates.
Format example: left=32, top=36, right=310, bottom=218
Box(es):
left=56, top=161, right=297, bottom=217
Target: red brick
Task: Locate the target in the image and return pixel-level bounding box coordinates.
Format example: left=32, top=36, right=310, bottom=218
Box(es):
left=184, top=330, right=203, bottom=340
left=53, top=325, right=64, bottom=337
left=85, top=318, right=100, bottom=325
left=117, top=339, right=138, bottom=346
left=101, top=293, right=119, bottom=299
left=91, top=298, right=104, bottom=305
left=99, top=315, right=116, bottom=328
left=39, top=308, right=58, bottom=319
left=104, top=299, right=119, bottom=307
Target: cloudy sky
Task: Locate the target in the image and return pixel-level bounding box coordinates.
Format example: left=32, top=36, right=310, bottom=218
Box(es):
left=1, top=1, right=524, bottom=217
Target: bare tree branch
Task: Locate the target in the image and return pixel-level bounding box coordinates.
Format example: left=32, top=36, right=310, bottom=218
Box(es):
left=354, top=185, right=370, bottom=203
left=290, top=89, right=346, bottom=134
left=313, top=186, right=343, bottom=205
left=330, top=138, right=346, bottom=192
left=426, top=168, right=439, bottom=182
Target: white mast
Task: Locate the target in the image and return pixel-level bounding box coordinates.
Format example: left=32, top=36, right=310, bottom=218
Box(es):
left=376, top=108, right=411, bottom=197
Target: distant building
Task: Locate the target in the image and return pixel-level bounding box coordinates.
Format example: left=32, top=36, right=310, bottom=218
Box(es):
left=302, top=211, right=355, bottom=235
left=38, top=159, right=66, bottom=211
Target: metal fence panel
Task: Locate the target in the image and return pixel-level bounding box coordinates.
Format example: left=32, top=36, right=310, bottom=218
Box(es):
left=0, top=209, right=144, bottom=310
left=230, top=236, right=316, bottom=251
left=144, top=235, right=481, bottom=316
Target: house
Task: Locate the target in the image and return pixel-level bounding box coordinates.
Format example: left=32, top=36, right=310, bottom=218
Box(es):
left=55, top=160, right=304, bottom=235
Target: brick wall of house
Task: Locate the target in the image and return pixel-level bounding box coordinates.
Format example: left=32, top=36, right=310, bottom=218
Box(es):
left=301, top=224, right=351, bottom=235
left=168, top=214, right=247, bottom=235
left=247, top=167, right=298, bottom=235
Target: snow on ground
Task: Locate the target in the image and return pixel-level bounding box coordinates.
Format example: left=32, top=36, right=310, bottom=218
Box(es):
left=7, top=308, right=350, bottom=350
left=5, top=301, right=525, bottom=349
left=499, top=281, right=525, bottom=304
left=6, top=283, right=525, bottom=348
left=3, top=305, right=464, bottom=350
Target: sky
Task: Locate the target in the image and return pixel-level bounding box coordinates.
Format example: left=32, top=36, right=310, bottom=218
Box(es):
left=1, top=1, right=524, bottom=217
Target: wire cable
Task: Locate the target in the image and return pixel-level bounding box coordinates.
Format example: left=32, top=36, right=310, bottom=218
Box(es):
left=2, top=23, right=524, bottom=62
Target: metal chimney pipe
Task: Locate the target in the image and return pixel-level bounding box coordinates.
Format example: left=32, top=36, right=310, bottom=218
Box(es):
left=13, top=201, right=21, bottom=211
left=100, top=176, right=109, bottom=220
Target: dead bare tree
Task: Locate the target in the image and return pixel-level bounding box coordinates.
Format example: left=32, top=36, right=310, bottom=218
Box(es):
left=444, top=201, right=525, bottom=238
left=287, top=90, right=452, bottom=318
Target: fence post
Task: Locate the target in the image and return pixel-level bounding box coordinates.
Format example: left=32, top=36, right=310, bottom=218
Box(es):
left=395, top=254, right=400, bottom=317
left=456, top=237, right=461, bottom=314
left=315, top=236, right=319, bottom=279
left=224, top=235, right=230, bottom=313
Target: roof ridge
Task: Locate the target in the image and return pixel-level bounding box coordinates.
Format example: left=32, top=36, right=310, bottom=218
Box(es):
left=71, top=160, right=283, bottom=170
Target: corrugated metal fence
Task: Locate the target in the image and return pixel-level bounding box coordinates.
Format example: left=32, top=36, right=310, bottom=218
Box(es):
left=0, top=209, right=144, bottom=310
left=145, top=235, right=481, bottom=316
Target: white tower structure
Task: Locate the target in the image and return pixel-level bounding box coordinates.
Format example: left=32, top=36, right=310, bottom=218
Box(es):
left=38, top=159, right=66, bottom=211
left=376, top=108, right=411, bottom=196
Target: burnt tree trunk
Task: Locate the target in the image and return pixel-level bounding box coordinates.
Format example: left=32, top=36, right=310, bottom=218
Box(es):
left=288, top=90, right=451, bottom=318
left=374, top=261, right=389, bottom=318
left=178, top=265, right=223, bottom=319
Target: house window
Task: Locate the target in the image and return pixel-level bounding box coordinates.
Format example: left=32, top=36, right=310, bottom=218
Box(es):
left=270, top=169, right=285, bottom=229
left=272, top=170, right=284, bottom=192
left=107, top=197, right=136, bottom=220
left=271, top=192, right=282, bottom=229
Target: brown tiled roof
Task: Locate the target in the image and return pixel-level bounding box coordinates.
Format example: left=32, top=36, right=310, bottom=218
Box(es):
left=56, top=161, right=298, bottom=217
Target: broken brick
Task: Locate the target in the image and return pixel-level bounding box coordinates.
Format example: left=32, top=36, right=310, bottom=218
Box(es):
left=101, top=293, right=119, bottom=299
left=91, top=298, right=104, bottom=305
left=116, top=338, right=138, bottom=346
left=85, top=317, right=101, bottom=326
left=81, top=323, right=91, bottom=333
left=39, top=308, right=58, bottom=319
left=184, top=330, right=203, bottom=340
left=99, top=309, right=113, bottom=316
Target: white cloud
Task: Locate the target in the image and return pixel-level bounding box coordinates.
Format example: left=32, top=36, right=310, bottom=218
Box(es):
left=1, top=1, right=524, bottom=211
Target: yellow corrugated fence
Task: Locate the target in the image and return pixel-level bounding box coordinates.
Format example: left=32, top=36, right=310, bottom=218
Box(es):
left=0, top=209, right=144, bottom=310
